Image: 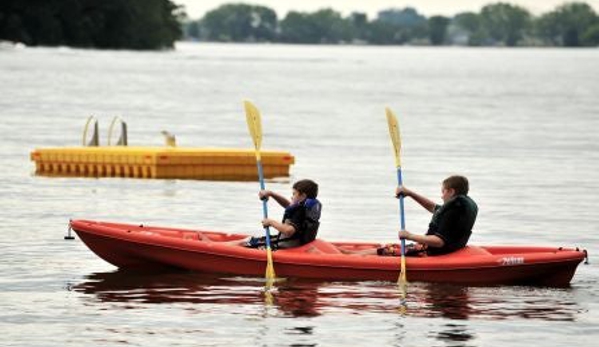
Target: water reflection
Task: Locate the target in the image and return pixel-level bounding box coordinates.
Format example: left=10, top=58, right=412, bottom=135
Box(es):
left=72, top=270, right=265, bottom=306
left=410, top=283, right=580, bottom=322
left=434, top=324, right=475, bottom=346
left=71, top=270, right=582, bottom=322
left=419, top=284, right=474, bottom=320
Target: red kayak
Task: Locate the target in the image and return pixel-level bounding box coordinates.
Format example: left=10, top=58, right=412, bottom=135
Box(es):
left=70, top=219, right=587, bottom=287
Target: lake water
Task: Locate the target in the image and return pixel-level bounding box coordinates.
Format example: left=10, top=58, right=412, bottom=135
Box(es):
left=1, top=42, right=598, bottom=346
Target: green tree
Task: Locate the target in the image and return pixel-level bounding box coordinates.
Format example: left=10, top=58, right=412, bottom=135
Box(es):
left=94, top=0, right=184, bottom=49
left=453, top=12, right=487, bottom=45
left=535, top=2, right=598, bottom=46
left=363, top=20, right=398, bottom=44
left=375, top=7, right=428, bottom=43
left=428, top=15, right=450, bottom=45
left=279, top=8, right=350, bottom=44
left=454, top=12, right=481, bottom=33
left=582, top=23, right=599, bottom=45
left=200, top=3, right=277, bottom=42
left=183, top=20, right=200, bottom=40
left=480, top=2, right=531, bottom=46
left=278, top=11, right=311, bottom=43
left=347, top=12, right=368, bottom=42
left=0, top=0, right=183, bottom=49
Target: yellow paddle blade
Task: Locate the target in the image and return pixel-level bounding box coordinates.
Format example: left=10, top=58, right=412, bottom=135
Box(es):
left=399, top=256, right=407, bottom=285
left=385, top=107, right=402, bottom=168
left=264, top=289, right=274, bottom=306
left=265, top=247, right=276, bottom=306
left=396, top=252, right=408, bottom=313
left=244, top=100, right=263, bottom=154
left=264, top=268, right=275, bottom=306
left=265, top=248, right=276, bottom=280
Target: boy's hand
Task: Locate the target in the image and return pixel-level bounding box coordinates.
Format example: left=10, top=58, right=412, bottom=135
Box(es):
left=262, top=218, right=274, bottom=227
left=258, top=190, right=270, bottom=201
left=395, top=185, right=412, bottom=198
left=398, top=230, right=412, bottom=240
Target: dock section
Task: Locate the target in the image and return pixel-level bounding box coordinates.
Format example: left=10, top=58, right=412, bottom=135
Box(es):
left=30, top=147, right=295, bottom=181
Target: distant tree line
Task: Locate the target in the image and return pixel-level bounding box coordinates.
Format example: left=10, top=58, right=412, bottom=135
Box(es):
left=185, top=2, right=599, bottom=47
left=0, top=0, right=184, bottom=50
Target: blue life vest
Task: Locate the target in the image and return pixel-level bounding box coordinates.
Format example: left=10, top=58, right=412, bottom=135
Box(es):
left=280, top=198, right=322, bottom=245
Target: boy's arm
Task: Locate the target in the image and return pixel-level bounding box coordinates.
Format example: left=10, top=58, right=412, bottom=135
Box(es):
left=263, top=218, right=296, bottom=237
left=396, top=186, right=436, bottom=213
left=260, top=190, right=291, bottom=208
left=399, top=230, right=444, bottom=248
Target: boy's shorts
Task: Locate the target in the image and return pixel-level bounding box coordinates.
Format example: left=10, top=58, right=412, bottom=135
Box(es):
left=246, top=236, right=267, bottom=248
left=376, top=243, right=426, bottom=257
left=246, top=236, right=281, bottom=250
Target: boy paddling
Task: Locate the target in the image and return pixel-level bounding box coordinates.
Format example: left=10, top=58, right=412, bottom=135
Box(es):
left=346, top=175, right=478, bottom=256
left=228, top=179, right=322, bottom=250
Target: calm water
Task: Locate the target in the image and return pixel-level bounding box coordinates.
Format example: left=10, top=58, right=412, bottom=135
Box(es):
left=1, top=42, right=598, bottom=346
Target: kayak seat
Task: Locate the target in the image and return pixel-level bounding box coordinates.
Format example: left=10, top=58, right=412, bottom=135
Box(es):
left=284, top=240, right=343, bottom=255
left=447, top=246, right=492, bottom=257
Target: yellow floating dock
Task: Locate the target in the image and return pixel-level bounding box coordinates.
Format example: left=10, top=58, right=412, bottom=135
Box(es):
left=30, top=147, right=295, bottom=181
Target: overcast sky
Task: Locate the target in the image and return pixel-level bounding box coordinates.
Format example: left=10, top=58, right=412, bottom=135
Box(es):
left=175, top=0, right=599, bottom=19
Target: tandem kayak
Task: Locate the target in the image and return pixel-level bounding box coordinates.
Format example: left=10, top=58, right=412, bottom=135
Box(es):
left=70, top=219, right=587, bottom=287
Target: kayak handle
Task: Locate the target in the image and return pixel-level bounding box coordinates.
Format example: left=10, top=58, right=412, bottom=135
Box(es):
left=584, top=249, right=589, bottom=265
left=65, top=220, right=75, bottom=240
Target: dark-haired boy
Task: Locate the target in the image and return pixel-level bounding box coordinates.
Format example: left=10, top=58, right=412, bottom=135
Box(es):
left=348, top=175, right=478, bottom=256
left=232, top=179, right=322, bottom=249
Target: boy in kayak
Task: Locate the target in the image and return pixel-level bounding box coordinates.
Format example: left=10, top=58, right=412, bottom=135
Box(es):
left=228, top=179, right=322, bottom=249
left=346, top=175, right=478, bottom=256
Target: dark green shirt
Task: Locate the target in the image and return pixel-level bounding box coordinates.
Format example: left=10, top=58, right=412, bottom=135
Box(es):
left=426, top=195, right=478, bottom=255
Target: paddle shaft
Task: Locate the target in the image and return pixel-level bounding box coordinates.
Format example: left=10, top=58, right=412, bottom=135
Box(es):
left=256, top=160, right=273, bottom=247
left=397, top=168, right=406, bottom=255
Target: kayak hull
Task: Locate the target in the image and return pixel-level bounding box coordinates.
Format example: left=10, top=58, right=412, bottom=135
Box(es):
left=70, top=219, right=586, bottom=287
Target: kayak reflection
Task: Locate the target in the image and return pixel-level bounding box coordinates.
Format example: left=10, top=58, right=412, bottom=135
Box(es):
left=72, top=269, right=324, bottom=317
left=71, top=270, right=581, bottom=321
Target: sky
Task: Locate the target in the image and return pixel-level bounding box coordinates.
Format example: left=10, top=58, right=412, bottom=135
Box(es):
left=175, top=0, right=599, bottom=19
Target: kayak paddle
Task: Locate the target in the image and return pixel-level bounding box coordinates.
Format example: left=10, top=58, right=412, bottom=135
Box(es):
left=385, top=107, right=408, bottom=288
left=244, top=100, right=277, bottom=289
